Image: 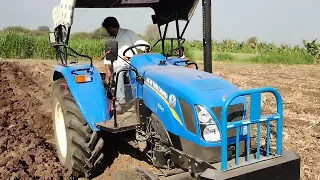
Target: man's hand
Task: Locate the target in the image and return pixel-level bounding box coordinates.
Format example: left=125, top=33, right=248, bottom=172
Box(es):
left=105, top=64, right=112, bottom=83
left=144, top=46, right=151, bottom=53
left=123, top=56, right=129, bottom=61
left=106, top=69, right=112, bottom=79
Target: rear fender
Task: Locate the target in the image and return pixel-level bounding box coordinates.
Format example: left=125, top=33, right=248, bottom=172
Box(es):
left=53, top=64, right=110, bottom=131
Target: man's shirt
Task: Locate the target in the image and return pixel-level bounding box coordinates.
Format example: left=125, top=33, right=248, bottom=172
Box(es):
left=104, top=28, right=149, bottom=68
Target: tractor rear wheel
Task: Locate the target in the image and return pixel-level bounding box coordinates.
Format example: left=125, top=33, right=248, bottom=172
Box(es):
left=52, top=79, right=104, bottom=178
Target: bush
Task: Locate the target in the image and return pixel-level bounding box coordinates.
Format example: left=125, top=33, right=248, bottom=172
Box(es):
left=213, top=52, right=234, bottom=61
left=0, top=31, right=105, bottom=60
left=0, top=32, right=35, bottom=59
left=0, top=30, right=316, bottom=65
left=248, top=52, right=314, bottom=64
left=0, top=31, right=189, bottom=60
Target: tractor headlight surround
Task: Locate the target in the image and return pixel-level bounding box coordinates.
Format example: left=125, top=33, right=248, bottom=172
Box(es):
left=195, top=105, right=221, bottom=142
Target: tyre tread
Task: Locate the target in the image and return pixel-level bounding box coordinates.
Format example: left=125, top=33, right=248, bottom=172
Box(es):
left=52, top=78, right=105, bottom=178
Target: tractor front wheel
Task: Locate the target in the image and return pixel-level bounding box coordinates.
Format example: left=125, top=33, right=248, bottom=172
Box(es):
left=52, top=79, right=104, bottom=178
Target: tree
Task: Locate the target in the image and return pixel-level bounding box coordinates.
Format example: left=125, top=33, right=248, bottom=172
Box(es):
left=137, top=34, right=146, bottom=40
left=2, top=26, right=30, bottom=33
left=247, top=37, right=258, bottom=53
left=145, top=24, right=159, bottom=41
left=91, top=27, right=109, bottom=39
left=303, top=39, right=320, bottom=60
left=71, top=32, right=92, bottom=39
left=37, top=25, right=50, bottom=32
left=247, top=36, right=258, bottom=45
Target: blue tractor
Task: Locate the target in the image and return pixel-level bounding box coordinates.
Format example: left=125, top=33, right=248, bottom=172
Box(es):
left=49, top=0, right=301, bottom=179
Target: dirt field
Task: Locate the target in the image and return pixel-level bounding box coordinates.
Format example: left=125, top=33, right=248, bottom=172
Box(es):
left=0, top=59, right=319, bottom=180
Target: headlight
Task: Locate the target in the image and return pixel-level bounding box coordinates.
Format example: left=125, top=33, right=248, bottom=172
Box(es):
left=196, top=105, right=213, bottom=123
left=203, top=125, right=220, bottom=142
left=195, top=105, right=221, bottom=142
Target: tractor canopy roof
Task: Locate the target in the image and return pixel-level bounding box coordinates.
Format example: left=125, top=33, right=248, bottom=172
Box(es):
left=75, top=0, right=199, bottom=26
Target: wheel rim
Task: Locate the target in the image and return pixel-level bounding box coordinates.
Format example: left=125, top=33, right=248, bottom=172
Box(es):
left=55, top=102, right=68, bottom=159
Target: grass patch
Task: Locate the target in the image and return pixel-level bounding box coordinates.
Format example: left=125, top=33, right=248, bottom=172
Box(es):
left=213, top=52, right=234, bottom=61
left=230, top=53, right=257, bottom=60
left=247, top=53, right=315, bottom=64
left=191, top=50, right=315, bottom=64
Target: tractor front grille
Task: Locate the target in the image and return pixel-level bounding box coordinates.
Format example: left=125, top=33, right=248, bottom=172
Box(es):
left=211, top=103, right=244, bottom=138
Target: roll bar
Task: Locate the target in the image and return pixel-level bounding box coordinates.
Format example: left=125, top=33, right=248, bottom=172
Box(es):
left=51, top=0, right=212, bottom=72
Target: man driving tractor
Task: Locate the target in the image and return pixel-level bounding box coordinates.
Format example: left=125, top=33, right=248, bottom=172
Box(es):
left=102, top=16, right=151, bottom=109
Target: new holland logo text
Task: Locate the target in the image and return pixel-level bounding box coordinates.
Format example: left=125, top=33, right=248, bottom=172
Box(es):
left=145, top=77, right=182, bottom=125
left=145, top=77, right=168, bottom=99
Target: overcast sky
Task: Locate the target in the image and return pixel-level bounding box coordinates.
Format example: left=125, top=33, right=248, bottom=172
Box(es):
left=1, top=0, right=319, bottom=46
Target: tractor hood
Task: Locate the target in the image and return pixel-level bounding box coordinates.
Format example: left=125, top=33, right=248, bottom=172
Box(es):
left=143, top=65, right=236, bottom=91
left=142, top=65, right=243, bottom=108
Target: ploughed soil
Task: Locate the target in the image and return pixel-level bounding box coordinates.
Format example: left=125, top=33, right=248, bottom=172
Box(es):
left=0, top=59, right=319, bottom=180
left=0, top=61, right=67, bottom=179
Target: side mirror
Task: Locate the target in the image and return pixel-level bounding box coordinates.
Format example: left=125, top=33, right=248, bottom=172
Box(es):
left=48, top=32, right=56, bottom=45
left=104, top=39, right=118, bottom=61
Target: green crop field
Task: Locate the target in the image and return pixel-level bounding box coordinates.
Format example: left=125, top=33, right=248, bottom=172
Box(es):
left=0, top=30, right=319, bottom=65
left=0, top=27, right=319, bottom=180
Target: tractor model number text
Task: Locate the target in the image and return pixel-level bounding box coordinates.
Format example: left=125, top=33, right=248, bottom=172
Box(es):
left=157, top=103, right=164, bottom=112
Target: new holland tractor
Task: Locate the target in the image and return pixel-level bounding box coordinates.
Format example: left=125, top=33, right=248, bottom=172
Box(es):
left=49, top=0, right=301, bottom=179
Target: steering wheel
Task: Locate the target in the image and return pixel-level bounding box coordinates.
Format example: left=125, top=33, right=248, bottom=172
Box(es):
left=122, top=44, right=151, bottom=60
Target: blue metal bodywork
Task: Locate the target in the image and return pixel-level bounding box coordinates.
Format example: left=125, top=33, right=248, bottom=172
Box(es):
left=129, top=53, right=248, bottom=146
left=129, top=53, right=283, bottom=170
left=53, top=52, right=284, bottom=171
left=53, top=64, right=110, bottom=131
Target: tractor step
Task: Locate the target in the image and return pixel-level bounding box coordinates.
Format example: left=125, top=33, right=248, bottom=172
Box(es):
left=96, top=110, right=141, bottom=133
